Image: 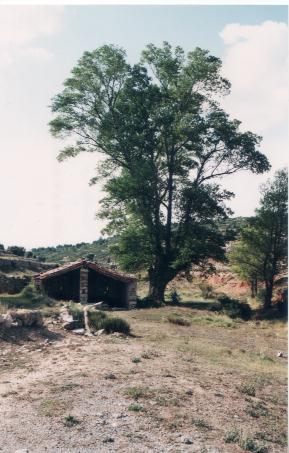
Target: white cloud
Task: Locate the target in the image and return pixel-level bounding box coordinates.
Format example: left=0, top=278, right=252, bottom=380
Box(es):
left=219, top=20, right=288, bottom=216
left=0, top=6, right=64, bottom=65
left=220, top=20, right=288, bottom=135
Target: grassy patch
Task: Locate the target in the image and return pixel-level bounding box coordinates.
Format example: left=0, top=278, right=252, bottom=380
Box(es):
left=63, top=415, right=80, bottom=427
left=128, top=403, right=144, bottom=412
left=124, top=386, right=154, bottom=400
left=39, top=398, right=67, bottom=417
left=0, top=284, right=54, bottom=309
left=167, top=315, right=190, bottom=326
left=239, top=383, right=256, bottom=397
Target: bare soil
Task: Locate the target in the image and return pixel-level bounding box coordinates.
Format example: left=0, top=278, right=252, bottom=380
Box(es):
left=0, top=305, right=287, bottom=453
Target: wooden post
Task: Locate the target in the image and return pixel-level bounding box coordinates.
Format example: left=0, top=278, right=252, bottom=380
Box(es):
left=79, top=267, right=88, bottom=304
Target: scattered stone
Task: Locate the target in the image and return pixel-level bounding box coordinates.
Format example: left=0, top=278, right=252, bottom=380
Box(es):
left=277, top=351, right=283, bottom=357
left=63, top=321, right=78, bottom=331
left=182, top=437, right=193, bottom=445
left=95, top=329, right=105, bottom=336
left=72, top=328, right=85, bottom=335
left=185, top=389, right=193, bottom=396
left=103, top=437, right=114, bottom=443
left=15, top=449, right=29, bottom=453
left=9, top=310, right=43, bottom=327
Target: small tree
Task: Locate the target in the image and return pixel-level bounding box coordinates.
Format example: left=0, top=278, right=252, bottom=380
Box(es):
left=230, top=169, right=288, bottom=308
left=7, top=246, right=26, bottom=257
left=49, top=43, right=270, bottom=303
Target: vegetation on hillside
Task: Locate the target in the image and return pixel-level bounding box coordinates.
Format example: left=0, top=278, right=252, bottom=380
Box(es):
left=31, top=237, right=115, bottom=264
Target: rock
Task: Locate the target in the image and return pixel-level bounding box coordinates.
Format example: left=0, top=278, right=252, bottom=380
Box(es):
left=182, top=437, right=193, bottom=445
left=9, top=310, right=43, bottom=327
left=95, top=329, right=105, bottom=336
left=277, top=351, right=283, bottom=357
left=63, top=321, right=78, bottom=331
left=15, top=449, right=29, bottom=453
left=0, top=313, right=13, bottom=328
left=72, top=328, right=85, bottom=335
left=102, top=437, right=114, bottom=443
left=59, top=309, right=74, bottom=324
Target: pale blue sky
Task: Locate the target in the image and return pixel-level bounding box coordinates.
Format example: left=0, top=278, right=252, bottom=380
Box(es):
left=0, top=5, right=288, bottom=248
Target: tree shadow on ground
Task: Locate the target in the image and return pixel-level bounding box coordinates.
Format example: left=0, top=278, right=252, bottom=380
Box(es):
left=0, top=325, right=64, bottom=344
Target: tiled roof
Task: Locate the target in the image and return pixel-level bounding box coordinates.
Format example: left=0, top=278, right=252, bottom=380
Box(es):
left=34, top=259, right=136, bottom=283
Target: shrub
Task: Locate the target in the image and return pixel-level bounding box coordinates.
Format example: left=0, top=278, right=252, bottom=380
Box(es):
left=199, top=282, right=215, bottom=299
left=102, top=317, right=130, bottom=335
left=89, top=311, right=107, bottom=330
left=167, top=315, right=190, bottom=326
left=224, top=429, right=241, bottom=443
left=64, top=415, right=80, bottom=427
left=7, top=246, right=26, bottom=256
left=136, top=297, right=161, bottom=309
left=131, top=356, right=141, bottom=363
left=167, top=289, right=181, bottom=305
left=128, top=403, right=144, bottom=412
left=239, top=383, right=256, bottom=397
left=218, top=295, right=252, bottom=320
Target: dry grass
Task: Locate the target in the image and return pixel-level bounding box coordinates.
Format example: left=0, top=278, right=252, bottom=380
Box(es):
left=0, top=301, right=287, bottom=452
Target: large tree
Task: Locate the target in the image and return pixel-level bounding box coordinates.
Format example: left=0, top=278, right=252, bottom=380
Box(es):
left=230, top=169, right=288, bottom=308
left=49, top=43, right=270, bottom=302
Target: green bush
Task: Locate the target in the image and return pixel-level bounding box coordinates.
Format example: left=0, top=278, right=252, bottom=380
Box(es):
left=167, top=289, right=181, bottom=305
left=0, top=284, right=54, bottom=309
left=199, top=282, right=215, bottom=299
left=102, top=317, right=131, bottom=335
left=136, top=297, right=161, bottom=309
left=218, top=295, right=252, bottom=320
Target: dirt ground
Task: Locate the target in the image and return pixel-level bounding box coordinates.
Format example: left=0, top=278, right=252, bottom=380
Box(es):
left=0, top=305, right=287, bottom=453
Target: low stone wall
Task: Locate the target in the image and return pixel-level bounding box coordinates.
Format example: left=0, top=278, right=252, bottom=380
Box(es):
left=0, top=273, right=30, bottom=294
left=0, top=257, right=57, bottom=273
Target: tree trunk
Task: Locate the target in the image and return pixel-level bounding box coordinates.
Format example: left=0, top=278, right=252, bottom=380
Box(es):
left=264, top=279, right=274, bottom=310
left=148, top=262, right=171, bottom=304
left=250, top=279, right=258, bottom=298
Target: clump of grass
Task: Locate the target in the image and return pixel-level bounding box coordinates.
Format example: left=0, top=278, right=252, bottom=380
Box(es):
left=64, top=415, right=80, bottom=427
left=131, top=356, right=141, bottom=363
left=192, top=418, right=212, bottom=430
left=0, top=284, right=54, bottom=309
left=167, top=315, right=190, bottom=326
left=124, top=386, right=153, bottom=400
left=104, top=372, right=117, bottom=380
left=102, top=317, right=130, bottom=335
left=141, top=350, right=159, bottom=359
left=240, top=436, right=268, bottom=452
left=245, top=402, right=269, bottom=418
left=239, top=383, right=256, bottom=397
left=224, top=429, right=268, bottom=452
left=224, top=428, right=241, bottom=444
left=128, top=403, right=144, bottom=412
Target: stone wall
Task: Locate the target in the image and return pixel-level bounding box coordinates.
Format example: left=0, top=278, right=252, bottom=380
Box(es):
left=0, top=273, right=31, bottom=294
left=0, top=257, right=56, bottom=273
left=126, top=281, right=137, bottom=309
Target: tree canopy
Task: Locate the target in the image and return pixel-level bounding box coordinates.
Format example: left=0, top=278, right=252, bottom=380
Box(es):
left=230, top=168, right=288, bottom=307
left=49, top=42, right=270, bottom=302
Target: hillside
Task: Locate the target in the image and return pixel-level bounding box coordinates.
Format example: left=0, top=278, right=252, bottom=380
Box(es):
left=31, top=237, right=116, bottom=265
left=30, top=217, right=250, bottom=265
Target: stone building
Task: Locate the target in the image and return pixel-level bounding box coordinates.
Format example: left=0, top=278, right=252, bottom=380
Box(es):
left=35, top=259, right=137, bottom=309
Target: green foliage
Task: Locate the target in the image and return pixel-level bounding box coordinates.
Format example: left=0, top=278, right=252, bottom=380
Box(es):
left=239, top=383, right=256, bottom=397
left=217, top=295, right=252, bottom=320
left=128, top=403, right=144, bottom=412
left=63, top=415, right=80, bottom=427
left=32, top=237, right=114, bottom=264
left=49, top=42, right=270, bottom=302
left=224, top=429, right=241, bottom=444
left=7, top=246, right=26, bottom=256
left=230, top=169, right=288, bottom=308
left=136, top=297, right=161, bottom=309
left=102, top=317, right=131, bottom=335
left=0, top=284, right=54, bottom=309
left=199, top=282, right=214, bottom=299
left=167, top=289, right=181, bottom=304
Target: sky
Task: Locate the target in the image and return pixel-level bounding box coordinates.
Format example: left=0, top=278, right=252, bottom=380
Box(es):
left=0, top=5, right=288, bottom=249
